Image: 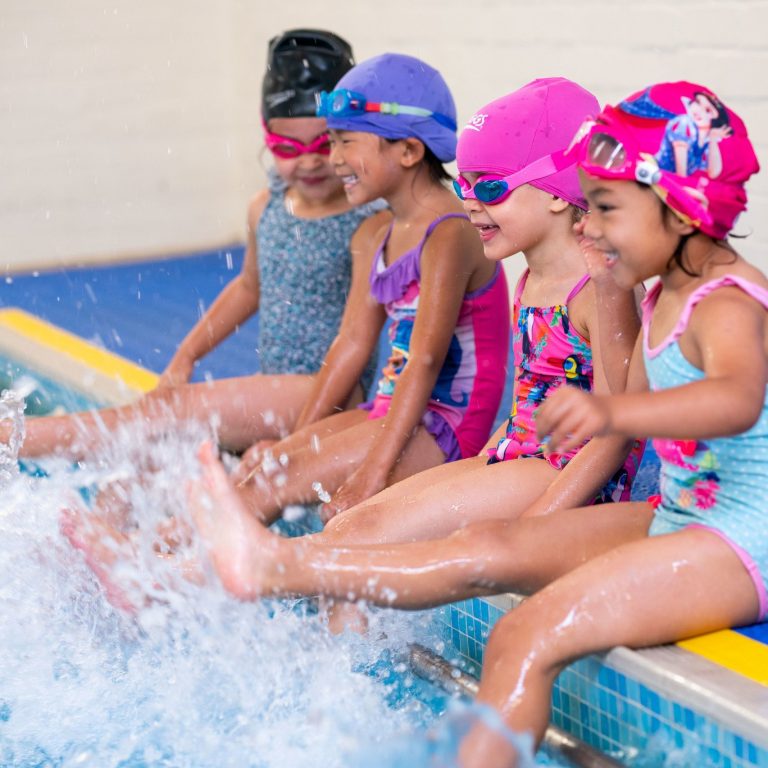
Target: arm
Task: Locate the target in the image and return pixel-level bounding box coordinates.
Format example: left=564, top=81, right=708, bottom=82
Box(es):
left=159, top=192, right=268, bottom=386
left=292, top=211, right=391, bottom=430
left=575, top=217, right=643, bottom=394
left=330, top=218, right=481, bottom=508
left=538, top=288, right=768, bottom=453
left=523, top=332, right=648, bottom=517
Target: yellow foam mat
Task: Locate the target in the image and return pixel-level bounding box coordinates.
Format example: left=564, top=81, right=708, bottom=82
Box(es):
left=0, top=307, right=158, bottom=397
left=678, top=629, right=768, bottom=685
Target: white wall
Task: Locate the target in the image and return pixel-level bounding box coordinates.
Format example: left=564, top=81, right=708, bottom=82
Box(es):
left=2, top=0, right=767, bottom=272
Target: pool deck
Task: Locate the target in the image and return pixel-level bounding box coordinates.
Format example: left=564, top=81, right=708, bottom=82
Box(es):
left=2, top=250, right=768, bottom=765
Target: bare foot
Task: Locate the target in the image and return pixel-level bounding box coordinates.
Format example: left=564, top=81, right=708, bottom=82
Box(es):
left=59, top=505, right=146, bottom=614
left=190, top=441, right=284, bottom=599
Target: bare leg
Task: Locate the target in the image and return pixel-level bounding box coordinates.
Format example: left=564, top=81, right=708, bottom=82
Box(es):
left=238, top=411, right=445, bottom=523
left=192, top=444, right=653, bottom=606
left=14, top=374, right=318, bottom=459
left=458, top=529, right=762, bottom=768
left=320, top=456, right=559, bottom=545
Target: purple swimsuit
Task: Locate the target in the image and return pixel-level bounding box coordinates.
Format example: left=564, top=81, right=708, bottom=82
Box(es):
left=361, top=213, right=510, bottom=461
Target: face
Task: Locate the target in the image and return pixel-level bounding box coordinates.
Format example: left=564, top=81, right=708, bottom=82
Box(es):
left=579, top=171, right=687, bottom=288
left=266, top=117, right=342, bottom=202
left=328, top=129, right=403, bottom=205
left=458, top=173, right=553, bottom=261
left=688, top=94, right=719, bottom=130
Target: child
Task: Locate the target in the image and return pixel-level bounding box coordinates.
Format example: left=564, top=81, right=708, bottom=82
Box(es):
left=192, top=81, right=765, bottom=768
left=3, top=29, right=388, bottom=460
left=227, top=52, right=509, bottom=522
left=159, top=29, right=379, bottom=392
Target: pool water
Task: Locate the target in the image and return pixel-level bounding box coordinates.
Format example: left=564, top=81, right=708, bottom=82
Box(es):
left=0, top=360, right=552, bottom=768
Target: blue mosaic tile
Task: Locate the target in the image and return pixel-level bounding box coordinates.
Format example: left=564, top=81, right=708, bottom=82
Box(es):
left=440, top=597, right=766, bottom=767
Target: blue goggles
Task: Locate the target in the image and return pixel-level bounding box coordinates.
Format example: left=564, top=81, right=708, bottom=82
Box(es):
left=316, top=89, right=456, bottom=131
left=453, top=151, right=573, bottom=205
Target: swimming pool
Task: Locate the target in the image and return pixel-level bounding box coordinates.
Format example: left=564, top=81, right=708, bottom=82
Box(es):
left=0, top=343, right=582, bottom=768
left=6, top=252, right=767, bottom=767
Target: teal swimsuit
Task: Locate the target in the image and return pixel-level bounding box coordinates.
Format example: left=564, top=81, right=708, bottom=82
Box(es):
left=645, top=275, right=768, bottom=619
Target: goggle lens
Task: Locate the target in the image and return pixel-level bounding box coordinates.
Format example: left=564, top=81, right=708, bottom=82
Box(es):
left=586, top=132, right=628, bottom=172
left=265, top=134, right=331, bottom=159
left=452, top=175, right=512, bottom=205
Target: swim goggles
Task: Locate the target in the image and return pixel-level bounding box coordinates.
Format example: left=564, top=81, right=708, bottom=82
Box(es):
left=316, top=89, right=457, bottom=131
left=262, top=120, right=331, bottom=159
left=569, top=119, right=713, bottom=230
left=452, top=151, right=574, bottom=205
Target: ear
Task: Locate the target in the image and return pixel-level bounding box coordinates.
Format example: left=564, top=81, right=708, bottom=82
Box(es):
left=664, top=206, right=696, bottom=236
left=548, top=195, right=571, bottom=214
left=399, top=137, right=426, bottom=169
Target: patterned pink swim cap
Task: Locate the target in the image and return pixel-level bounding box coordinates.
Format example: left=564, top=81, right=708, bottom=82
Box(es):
left=456, top=78, right=600, bottom=210
left=591, top=82, right=760, bottom=238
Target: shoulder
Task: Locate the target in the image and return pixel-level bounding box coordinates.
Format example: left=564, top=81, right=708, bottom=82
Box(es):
left=421, top=214, right=482, bottom=262
left=350, top=209, right=392, bottom=256
left=246, top=189, right=271, bottom=232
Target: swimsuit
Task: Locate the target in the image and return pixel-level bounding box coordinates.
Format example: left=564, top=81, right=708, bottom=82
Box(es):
left=361, top=213, right=510, bottom=461
left=645, top=275, right=768, bottom=620
left=257, top=171, right=379, bottom=391
left=488, top=269, right=644, bottom=503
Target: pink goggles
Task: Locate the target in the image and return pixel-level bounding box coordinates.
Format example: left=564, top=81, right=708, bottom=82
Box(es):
left=262, top=122, right=331, bottom=159
left=570, top=119, right=713, bottom=231
left=453, top=150, right=574, bottom=205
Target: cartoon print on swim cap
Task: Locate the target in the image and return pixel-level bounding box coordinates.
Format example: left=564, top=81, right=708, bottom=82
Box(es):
left=604, top=81, right=760, bottom=239
left=620, top=86, right=732, bottom=179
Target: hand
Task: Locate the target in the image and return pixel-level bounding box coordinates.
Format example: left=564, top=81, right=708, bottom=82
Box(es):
left=157, top=355, right=195, bottom=389
left=708, top=125, right=732, bottom=144
left=232, top=439, right=279, bottom=485
left=574, top=217, right=616, bottom=286
left=535, top=386, right=613, bottom=455
left=319, top=467, right=387, bottom=524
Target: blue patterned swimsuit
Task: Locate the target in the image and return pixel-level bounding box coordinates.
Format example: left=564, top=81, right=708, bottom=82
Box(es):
left=645, top=275, right=768, bottom=620
left=256, top=172, right=379, bottom=390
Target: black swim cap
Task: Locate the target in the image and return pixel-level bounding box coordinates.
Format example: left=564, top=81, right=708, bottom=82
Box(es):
left=262, top=29, right=355, bottom=120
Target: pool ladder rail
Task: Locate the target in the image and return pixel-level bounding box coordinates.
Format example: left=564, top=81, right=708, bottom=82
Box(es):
left=408, top=644, right=625, bottom=768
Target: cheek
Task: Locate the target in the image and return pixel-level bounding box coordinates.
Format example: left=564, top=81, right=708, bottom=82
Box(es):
left=272, top=157, right=300, bottom=178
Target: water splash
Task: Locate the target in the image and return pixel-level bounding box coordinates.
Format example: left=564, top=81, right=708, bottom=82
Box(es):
left=0, top=389, right=26, bottom=487
left=0, top=418, right=447, bottom=767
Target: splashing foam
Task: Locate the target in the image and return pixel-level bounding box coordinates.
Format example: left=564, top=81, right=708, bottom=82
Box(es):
left=0, top=415, right=450, bottom=767
left=0, top=390, right=25, bottom=487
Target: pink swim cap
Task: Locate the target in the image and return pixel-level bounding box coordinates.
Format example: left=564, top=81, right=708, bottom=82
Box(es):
left=584, top=82, right=760, bottom=239
left=456, top=78, right=600, bottom=210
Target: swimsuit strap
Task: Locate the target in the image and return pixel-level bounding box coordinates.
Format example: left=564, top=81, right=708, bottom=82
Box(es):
left=643, top=274, right=768, bottom=356
left=565, top=273, right=591, bottom=303
left=375, top=213, right=467, bottom=271
left=514, top=270, right=591, bottom=306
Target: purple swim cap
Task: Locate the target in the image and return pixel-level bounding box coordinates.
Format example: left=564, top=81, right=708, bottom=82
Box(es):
left=326, top=53, right=458, bottom=162
left=456, top=78, right=600, bottom=209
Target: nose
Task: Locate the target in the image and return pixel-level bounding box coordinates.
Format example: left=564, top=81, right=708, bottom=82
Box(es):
left=329, top=142, right=344, bottom=166
left=460, top=194, right=483, bottom=214
left=298, top=152, right=324, bottom=170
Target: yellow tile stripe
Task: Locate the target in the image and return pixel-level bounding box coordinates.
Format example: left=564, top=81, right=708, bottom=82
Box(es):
left=0, top=308, right=158, bottom=393
left=678, top=629, right=768, bottom=685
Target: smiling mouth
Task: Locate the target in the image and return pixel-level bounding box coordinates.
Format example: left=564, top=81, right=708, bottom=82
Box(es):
left=340, top=174, right=359, bottom=188
left=473, top=222, right=499, bottom=241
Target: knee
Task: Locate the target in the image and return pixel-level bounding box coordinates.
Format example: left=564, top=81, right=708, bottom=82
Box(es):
left=484, top=603, right=569, bottom=680
left=321, top=509, right=384, bottom=544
